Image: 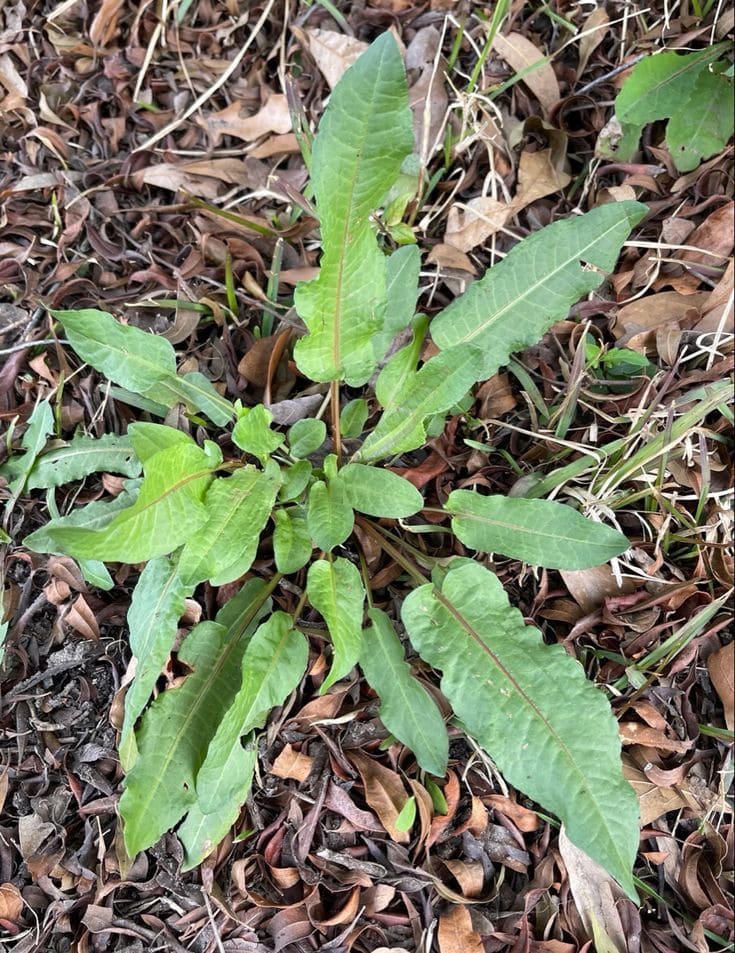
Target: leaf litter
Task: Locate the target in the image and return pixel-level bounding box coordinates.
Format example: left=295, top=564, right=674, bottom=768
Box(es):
left=0, top=2, right=733, bottom=952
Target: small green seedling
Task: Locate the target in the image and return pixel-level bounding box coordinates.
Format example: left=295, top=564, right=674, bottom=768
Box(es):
left=1, top=34, right=645, bottom=897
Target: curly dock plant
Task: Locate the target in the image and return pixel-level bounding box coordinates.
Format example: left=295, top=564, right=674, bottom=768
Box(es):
left=4, top=34, right=648, bottom=896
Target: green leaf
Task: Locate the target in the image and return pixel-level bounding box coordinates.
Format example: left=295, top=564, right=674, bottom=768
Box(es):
left=52, top=309, right=234, bottom=424
left=278, top=459, right=312, bottom=501
left=128, top=422, right=195, bottom=462
left=233, top=405, right=285, bottom=461
left=307, top=557, right=365, bottom=693
left=361, top=609, right=448, bottom=776
left=44, top=443, right=215, bottom=563
left=26, top=434, right=141, bottom=490
left=615, top=45, right=726, bottom=127
left=306, top=477, right=354, bottom=552
left=273, top=508, right=313, bottom=574
left=666, top=67, right=734, bottom=172
left=293, top=34, right=414, bottom=386
left=145, top=371, right=235, bottom=426
left=394, top=795, right=416, bottom=832
left=2, top=399, right=54, bottom=496
left=53, top=308, right=176, bottom=393
left=355, top=345, right=484, bottom=462
left=401, top=561, right=639, bottom=898
left=178, top=464, right=281, bottom=587
left=178, top=737, right=257, bottom=870
left=430, top=203, right=647, bottom=381
left=120, top=583, right=271, bottom=856
left=119, top=556, right=192, bottom=771
left=445, top=491, right=629, bottom=569
left=195, top=612, right=308, bottom=814
left=24, top=484, right=140, bottom=554
left=384, top=244, right=421, bottom=336
left=119, top=621, right=247, bottom=855
left=340, top=399, right=370, bottom=438
left=374, top=314, right=428, bottom=409
left=288, top=418, right=327, bottom=458
left=341, top=463, right=423, bottom=518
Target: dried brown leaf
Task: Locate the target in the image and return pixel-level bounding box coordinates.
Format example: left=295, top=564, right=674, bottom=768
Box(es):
left=707, top=641, right=734, bottom=731
left=0, top=884, right=23, bottom=924
left=438, top=904, right=484, bottom=953
left=196, top=95, right=292, bottom=148
left=492, top=32, right=560, bottom=115
left=297, top=28, right=368, bottom=90
left=349, top=751, right=410, bottom=844
left=271, top=744, right=313, bottom=783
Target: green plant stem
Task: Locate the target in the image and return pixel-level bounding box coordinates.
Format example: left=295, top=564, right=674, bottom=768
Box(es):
left=467, top=0, right=510, bottom=95
left=330, top=380, right=342, bottom=463
left=355, top=516, right=428, bottom=587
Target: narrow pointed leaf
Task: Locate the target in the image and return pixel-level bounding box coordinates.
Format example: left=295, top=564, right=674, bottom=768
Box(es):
left=445, top=491, right=629, bottom=569
left=2, top=399, right=54, bottom=495
left=341, top=463, right=423, bottom=518
left=195, top=612, right=308, bottom=814
left=307, top=557, right=365, bottom=693
left=178, top=738, right=257, bottom=870
left=401, top=561, right=639, bottom=898
left=293, top=34, right=414, bottom=385
left=44, top=443, right=214, bottom=563
left=362, top=609, right=448, bottom=776
left=306, top=478, right=353, bottom=551
left=273, top=508, right=313, bottom=574
left=120, top=586, right=271, bottom=856
left=355, top=345, right=484, bottom=462
left=26, top=434, right=141, bottom=490
left=145, top=371, right=235, bottom=425
left=119, top=556, right=192, bottom=771
left=23, top=484, right=140, bottom=554
left=178, top=465, right=281, bottom=587
left=430, top=203, right=647, bottom=380
left=120, top=621, right=246, bottom=855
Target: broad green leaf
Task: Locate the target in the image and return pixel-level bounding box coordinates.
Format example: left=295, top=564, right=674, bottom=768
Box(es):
left=178, top=464, right=280, bottom=587
left=394, top=795, right=416, bottom=833
left=233, top=405, right=284, bottom=460
left=401, top=561, right=639, bottom=898
left=384, top=244, right=421, bottom=336
left=145, top=371, right=235, bottom=426
left=430, top=203, right=647, bottom=380
left=293, top=34, right=414, bottom=386
left=53, top=309, right=176, bottom=393
left=288, top=418, right=327, bottom=458
left=445, top=491, right=629, bottom=569
left=26, top=434, right=141, bottom=490
left=24, top=484, right=140, bottom=554
left=306, top=478, right=354, bottom=552
left=128, top=422, right=195, bottom=462
left=666, top=67, right=734, bottom=172
left=120, top=620, right=247, bottom=855
left=119, top=556, right=192, bottom=771
left=361, top=608, right=448, bottom=776
left=615, top=45, right=726, bottom=127
left=44, top=443, right=214, bottom=563
left=2, top=399, right=54, bottom=496
left=355, top=344, right=484, bottom=462
left=307, top=557, right=365, bottom=693
left=278, top=459, right=312, bottom=501
left=178, top=737, right=257, bottom=870
left=195, top=612, right=308, bottom=813
left=341, top=463, right=423, bottom=518
left=273, top=508, right=312, bottom=574
left=340, top=399, right=369, bottom=438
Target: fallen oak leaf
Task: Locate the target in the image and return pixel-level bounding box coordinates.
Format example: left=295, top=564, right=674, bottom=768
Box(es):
left=195, top=95, right=292, bottom=148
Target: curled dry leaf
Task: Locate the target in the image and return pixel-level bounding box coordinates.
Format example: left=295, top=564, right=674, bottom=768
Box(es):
left=445, top=148, right=571, bottom=252
left=0, top=883, right=23, bottom=924
left=64, top=594, right=100, bottom=640
left=348, top=751, right=410, bottom=844
left=492, top=32, right=560, bottom=115
left=270, top=743, right=313, bottom=782
left=195, top=95, right=292, bottom=148
left=296, top=27, right=368, bottom=90
left=438, top=903, right=484, bottom=953
left=559, top=827, right=629, bottom=953
left=577, top=6, right=610, bottom=78
left=707, top=641, right=734, bottom=731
